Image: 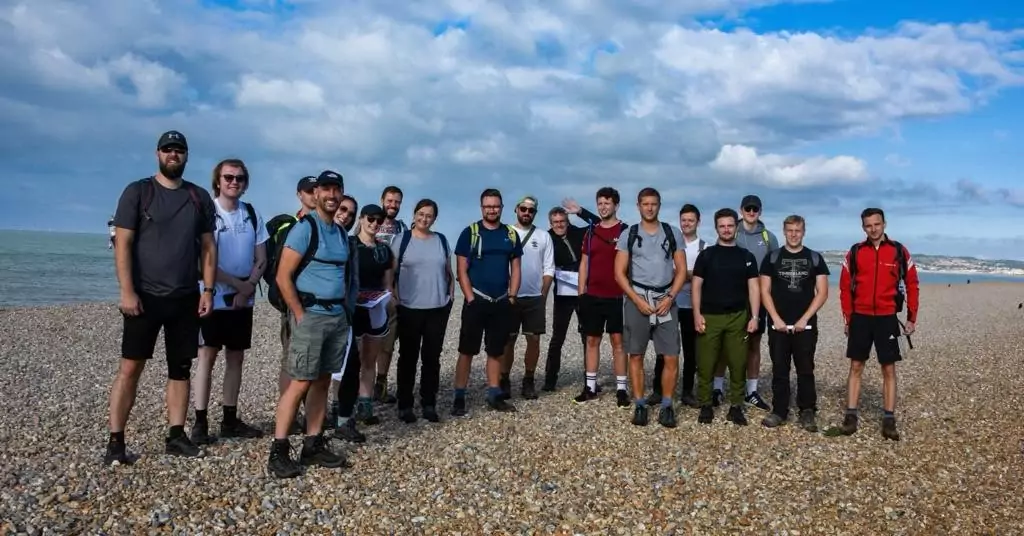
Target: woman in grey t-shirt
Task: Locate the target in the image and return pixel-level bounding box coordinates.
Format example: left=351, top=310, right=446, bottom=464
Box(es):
left=390, top=199, right=455, bottom=423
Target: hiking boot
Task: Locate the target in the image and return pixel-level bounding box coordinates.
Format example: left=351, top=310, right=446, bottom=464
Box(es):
left=616, top=389, right=631, bottom=408
left=300, top=433, right=351, bottom=469
left=499, top=376, right=512, bottom=401
left=103, top=441, right=132, bottom=466
left=422, top=406, right=441, bottom=423
left=521, top=377, right=538, bottom=400
left=645, top=390, right=662, bottom=406
left=190, top=420, right=216, bottom=446
left=838, top=413, right=858, bottom=435
left=726, top=405, right=748, bottom=426
left=542, top=376, right=557, bottom=392
left=573, top=386, right=597, bottom=404
left=487, top=397, right=517, bottom=412
left=356, top=402, right=380, bottom=426
left=268, top=439, right=301, bottom=479
left=632, top=405, right=649, bottom=426
left=712, top=389, right=725, bottom=407
left=658, top=405, right=677, bottom=428
left=881, top=416, right=900, bottom=441
left=798, top=409, right=818, bottom=432
left=679, top=391, right=699, bottom=408
left=698, top=405, right=714, bottom=424
left=398, top=408, right=417, bottom=424
left=333, top=419, right=366, bottom=443
left=761, top=413, right=785, bottom=428
left=745, top=391, right=771, bottom=411
left=373, top=380, right=397, bottom=404
left=452, top=397, right=467, bottom=416
left=165, top=434, right=202, bottom=457
left=221, top=418, right=264, bottom=439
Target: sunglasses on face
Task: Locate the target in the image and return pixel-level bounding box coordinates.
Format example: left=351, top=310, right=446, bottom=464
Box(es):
left=221, top=174, right=247, bottom=183
left=366, top=216, right=384, bottom=224
left=518, top=206, right=537, bottom=214
left=160, top=147, right=186, bottom=155
left=743, top=206, right=760, bottom=213
left=338, top=206, right=351, bottom=214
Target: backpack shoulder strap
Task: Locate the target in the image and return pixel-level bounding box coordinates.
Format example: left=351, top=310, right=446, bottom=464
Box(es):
left=138, top=177, right=156, bottom=215
left=395, top=231, right=414, bottom=280
left=243, top=202, right=258, bottom=233
left=296, top=214, right=319, bottom=276
left=469, top=222, right=481, bottom=259
left=661, top=222, right=676, bottom=259
left=521, top=225, right=536, bottom=246
left=698, top=239, right=706, bottom=251
left=438, top=232, right=450, bottom=259
left=891, top=240, right=907, bottom=280
left=761, top=229, right=770, bottom=246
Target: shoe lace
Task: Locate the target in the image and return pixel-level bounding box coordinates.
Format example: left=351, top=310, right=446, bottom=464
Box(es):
left=271, top=441, right=298, bottom=463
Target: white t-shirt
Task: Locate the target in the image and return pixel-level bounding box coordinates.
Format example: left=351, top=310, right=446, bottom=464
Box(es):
left=199, top=199, right=269, bottom=310
left=675, top=234, right=708, bottom=309
left=513, top=225, right=554, bottom=298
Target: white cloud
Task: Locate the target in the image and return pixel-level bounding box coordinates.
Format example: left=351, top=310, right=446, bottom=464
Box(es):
left=235, top=75, right=325, bottom=110
left=710, top=144, right=870, bottom=187
left=884, top=153, right=912, bottom=167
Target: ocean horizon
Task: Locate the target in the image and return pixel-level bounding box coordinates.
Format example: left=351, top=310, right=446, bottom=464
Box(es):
left=2, top=229, right=1022, bottom=308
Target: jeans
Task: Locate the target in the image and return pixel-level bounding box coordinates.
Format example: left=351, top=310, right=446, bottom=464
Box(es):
left=768, top=329, right=818, bottom=418
left=396, top=304, right=453, bottom=410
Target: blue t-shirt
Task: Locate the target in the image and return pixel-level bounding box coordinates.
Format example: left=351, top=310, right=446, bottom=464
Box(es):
left=454, top=221, right=523, bottom=299
left=284, top=212, right=349, bottom=316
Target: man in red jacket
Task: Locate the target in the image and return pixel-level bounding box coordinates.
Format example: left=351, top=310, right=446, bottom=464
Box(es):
left=838, top=207, right=919, bottom=440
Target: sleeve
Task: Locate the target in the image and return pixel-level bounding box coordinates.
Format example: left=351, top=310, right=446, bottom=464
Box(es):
left=112, top=182, right=140, bottom=230
left=542, top=234, right=555, bottom=277
left=692, top=248, right=708, bottom=278
left=815, top=251, right=831, bottom=276
left=615, top=228, right=629, bottom=252
left=454, top=227, right=471, bottom=258
left=575, top=207, right=600, bottom=227
left=839, top=248, right=853, bottom=322
left=510, top=229, right=524, bottom=259
left=759, top=253, right=773, bottom=276
left=284, top=220, right=312, bottom=256
left=769, top=230, right=780, bottom=251
left=199, top=189, right=217, bottom=234
left=254, top=208, right=269, bottom=245
left=672, top=227, right=685, bottom=253
left=745, top=251, right=759, bottom=279
left=903, top=245, right=920, bottom=323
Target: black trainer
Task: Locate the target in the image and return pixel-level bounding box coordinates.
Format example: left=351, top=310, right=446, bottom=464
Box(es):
left=356, top=403, right=381, bottom=426
left=103, top=441, right=132, bottom=466
left=398, top=408, right=417, bottom=424
left=221, top=419, right=264, bottom=439
left=451, top=397, right=467, bottom=417
left=616, top=389, right=631, bottom=408
left=190, top=420, right=216, bottom=446
left=333, top=419, right=366, bottom=443
left=165, top=434, right=202, bottom=457
left=712, top=389, right=725, bottom=407
left=268, top=439, right=301, bottom=479
left=573, top=386, right=597, bottom=404
left=881, top=416, right=900, bottom=441
left=798, top=409, right=818, bottom=432
left=745, top=391, right=771, bottom=411
left=839, top=413, right=859, bottom=435
left=632, top=405, right=649, bottom=426
left=373, top=379, right=397, bottom=404
left=499, top=375, right=512, bottom=401
left=422, top=406, right=441, bottom=423
left=726, top=405, right=748, bottom=426
left=698, top=405, right=714, bottom=424
left=487, top=397, right=517, bottom=412
left=658, top=405, right=677, bottom=428
left=300, top=434, right=351, bottom=469
left=521, top=377, right=538, bottom=400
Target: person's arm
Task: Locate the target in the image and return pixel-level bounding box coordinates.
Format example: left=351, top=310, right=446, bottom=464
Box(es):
left=903, top=245, right=920, bottom=326
left=614, top=249, right=642, bottom=305
left=454, top=228, right=474, bottom=301
left=508, top=234, right=523, bottom=299
left=746, top=253, right=761, bottom=331
left=668, top=230, right=687, bottom=298
left=759, top=256, right=782, bottom=329
left=541, top=235, right=555, bottom=298
left=111, top=185, right=142, bottom=314
left=382, top=248, right=395, bottom=295
left=839, top=247, right=854, bottom=327
left=577, top=251, right=589, bottom=296
left=798, top=274, right=829, bottom=329
left=575, top=207, right=600, bottom=227
left=346, top=238, right=359, bottom=317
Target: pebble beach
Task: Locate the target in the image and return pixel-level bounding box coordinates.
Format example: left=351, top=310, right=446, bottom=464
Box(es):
left=2, top=282, right=1023, bottom=535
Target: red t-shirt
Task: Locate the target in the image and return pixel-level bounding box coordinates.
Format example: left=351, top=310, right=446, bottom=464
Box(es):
left=583, top=222, right=626, bottom=298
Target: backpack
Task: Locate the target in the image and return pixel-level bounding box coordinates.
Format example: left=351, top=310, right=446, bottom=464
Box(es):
left=581, top=221, right=628, bottom=292
left=395, top=231, right=451, bottom=286
left=468, top=221, right=519, bottom=261
left=848, top=240, right=909, bottom=313
left=136, top=177, right=209, bottom=280
left=264, top=214, right=321, bottom=313
left=213, top=202, right=258, bottom=234
left=767, top=248, right=822, bottom=277
left=625, top=222, right=678, bottom=284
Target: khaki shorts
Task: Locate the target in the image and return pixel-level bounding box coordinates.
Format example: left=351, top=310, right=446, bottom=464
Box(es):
left=285, top=312, right=351, bottom=381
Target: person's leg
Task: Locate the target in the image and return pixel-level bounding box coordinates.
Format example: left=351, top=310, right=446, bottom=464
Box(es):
left=877, top=315, right=903, bottom=440
left=163, top=294, right=201, bottom=454
left=395, top=306, right=422, bottom=414
left=484, top=299, right=516, bottom=411
left=453, top=299, right=485, bottom=415
left=357, top=334, right=381, bottom=424
left=839, top=314, right=874, bottom=435
left=574, top=295, right=603, bottom=402
left=648, top=355, right=664, bottom=403
left=744, top=308, right=769, bottom=410
left=106, top=297, right=159, bottom=465
left=652, top=305, right=681, bottom=403
left=520, top=297, right=545, bottom=398
left=792, top=329, right=819, bottom=431
left=764, top=330, right=792, bottom=426
left=420, top=303, right=452, bottom=420
left=695, top=314, right=724, bottom=423
left=544, top=296, right=574, bottom=390
left=500, top=299, right=524, bottom=398
left=333, top=330, right=365, bottom=443
left=374, top=300, right=399, bottom=403
left=721, top=311, right=749, bottom=425
left=191, top=311, right=221, bottom=443
left=278, top=312, right=291, bottom=397
left=679, top=308, right=698, bottom=403
left=217, top=308, right=261, bottom=438
left=608, top=298, right=628, bottom=402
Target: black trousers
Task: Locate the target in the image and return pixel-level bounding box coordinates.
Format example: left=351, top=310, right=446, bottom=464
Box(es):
left=544, top=295, right=585, bottom=382
left=396, top=304, right=452, bottom=410
left=336, top=333, right=361, bottom=418
left=653, top=308, right=697, bottom=394
left=768, top=329, right=818, bottom=418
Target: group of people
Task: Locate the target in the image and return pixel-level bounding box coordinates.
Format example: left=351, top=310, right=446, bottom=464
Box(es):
left=104, top=130, right=921, bottom=479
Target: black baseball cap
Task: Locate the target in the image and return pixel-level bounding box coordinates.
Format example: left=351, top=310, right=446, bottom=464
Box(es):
left=361, top=204, right=385, bottom=217
left=316, top=170, right=344, bottom=188
left=296, top=176, right=317, bottom=192
left=741, top=194, right=762, bottom=210
left=157, top=130, right=188, bottom=151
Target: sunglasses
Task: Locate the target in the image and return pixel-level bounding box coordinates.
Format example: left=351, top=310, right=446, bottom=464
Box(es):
left=221, top=174, right=247, bottom=183
left=743, top=206, right=760, bottom=213
left=338, top=206, right=351, bottom=213
left=365, top=216, right=384, bottom=224
left=518, top=206, right=537, bottom=214
left=159, top=147, right=186, bottom=155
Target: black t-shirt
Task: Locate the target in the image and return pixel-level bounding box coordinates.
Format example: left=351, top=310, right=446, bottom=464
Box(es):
left=692, top=244, right=759, bottom=314
left=112, top=178, right=216, bottom=298
left=759, top=247, right=830, bottom=326
left=356, top=239, right=393, bottom=290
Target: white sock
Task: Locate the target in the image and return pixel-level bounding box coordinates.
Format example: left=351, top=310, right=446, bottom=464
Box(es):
left=586, top=373, right=597, bottom=392
left=615, top=375, right=627, bottom=391
left=713, top=377, right=724, bottom=391
left=746, top=379, right=758, bottom=394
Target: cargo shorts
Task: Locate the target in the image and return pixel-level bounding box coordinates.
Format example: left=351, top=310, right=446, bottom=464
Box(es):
left=286, top=311, right=352, bottom=381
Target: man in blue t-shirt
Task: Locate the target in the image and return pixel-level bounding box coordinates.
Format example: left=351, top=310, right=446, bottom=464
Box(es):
left=452, top=188, right=523, bottom=415
left=267, top=170, right=358, bottom=479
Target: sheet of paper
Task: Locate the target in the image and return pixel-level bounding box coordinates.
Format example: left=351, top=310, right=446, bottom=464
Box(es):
left=357, top=290, right=392, bottom=309
left=554, top=270, right=580, bottom=296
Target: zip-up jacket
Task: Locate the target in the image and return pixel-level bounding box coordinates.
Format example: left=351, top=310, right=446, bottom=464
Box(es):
left=549, top=207, right=599, bottom=272
left=839, top=236, right=919, bottom=323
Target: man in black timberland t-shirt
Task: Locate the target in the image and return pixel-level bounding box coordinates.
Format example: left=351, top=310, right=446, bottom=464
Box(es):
left=759, top=214, right=830, bottom=432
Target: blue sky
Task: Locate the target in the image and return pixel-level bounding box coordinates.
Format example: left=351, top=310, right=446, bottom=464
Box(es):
left=1, top=0, right=1023, bottom=258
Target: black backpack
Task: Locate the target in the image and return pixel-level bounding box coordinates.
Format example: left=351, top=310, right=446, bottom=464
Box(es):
left=135, top=177, right=210, bottom=281
left=264, top=214, right=319, bottom=313
left=625, top=222, right=677, bottom=284
left=848, top=240, right=909, bottom=313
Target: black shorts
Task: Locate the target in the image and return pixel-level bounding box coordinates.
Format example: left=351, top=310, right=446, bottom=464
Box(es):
left=578, top=294, right=623, bottom=336
left=510, top=296, right=546, bottom=335
left=846, top=313, right=902, bottom=364
left=121, top=292, right=200, bottom=379
left=200, top=307, right=255, bottom=351
left=458, top=298, right=511, bottom=358
left=353, top=307, right=389, bottom=339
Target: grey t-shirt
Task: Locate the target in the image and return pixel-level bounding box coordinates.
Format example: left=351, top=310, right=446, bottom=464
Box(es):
left=113, top=178, right=216, bottom=298
left=390, top=231, right=451, bottom=309
left=616, top=222, right=685, bottom=290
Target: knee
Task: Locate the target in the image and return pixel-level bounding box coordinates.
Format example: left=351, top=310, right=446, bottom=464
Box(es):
left=167, top=359, right=192, bottom=381
left=880, top=364, right=897, bottom=378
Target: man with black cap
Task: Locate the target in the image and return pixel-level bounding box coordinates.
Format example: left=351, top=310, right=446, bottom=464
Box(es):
left=269, top=170, right=358, bottom=478
left=104, top=130, right=218, bottom=465
left=715, top=193, right=778, bottom=412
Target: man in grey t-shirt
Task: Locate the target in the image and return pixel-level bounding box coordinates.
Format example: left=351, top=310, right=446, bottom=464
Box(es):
left=614, top=187, right=687, bottom=429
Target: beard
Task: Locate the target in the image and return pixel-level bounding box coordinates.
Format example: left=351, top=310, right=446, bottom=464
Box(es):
left=159, top=161, right=185, bottom=179
left=385, top=207, right=398, bottom=219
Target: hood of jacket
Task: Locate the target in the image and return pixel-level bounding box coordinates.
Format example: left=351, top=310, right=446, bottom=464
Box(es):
left=736, top=220, right=775, bottom=265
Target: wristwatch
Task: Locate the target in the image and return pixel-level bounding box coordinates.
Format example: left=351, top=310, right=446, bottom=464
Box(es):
left=204, top=287, right=216, bottom=295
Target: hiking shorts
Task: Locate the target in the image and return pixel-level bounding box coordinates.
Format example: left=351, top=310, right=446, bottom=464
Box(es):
left=846, top=313, right=902, bottom=364
left=623, top=298, right=680, bottom=356
left=199, top=307, right=254, bottom=351
left=578, top=294, right=624, bottom=336
left=285, top=311, right=352, bottom=381
left=509, top=295, right=546, bottom=336
left=458, top=297, right=511, bottom=358
left=121, top=292, right=200, bottom=380
left=353, top=306, right=389, bottom=339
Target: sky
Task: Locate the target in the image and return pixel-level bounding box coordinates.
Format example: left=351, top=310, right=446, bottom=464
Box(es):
left=1, top=0, right=1023, bottom=258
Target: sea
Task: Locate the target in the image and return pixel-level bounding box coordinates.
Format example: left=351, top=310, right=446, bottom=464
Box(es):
left=1, top=229, right=1022, bottom=308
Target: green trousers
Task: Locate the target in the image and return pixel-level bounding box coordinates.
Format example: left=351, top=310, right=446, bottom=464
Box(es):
left=696, top=310, right=748, bottom=406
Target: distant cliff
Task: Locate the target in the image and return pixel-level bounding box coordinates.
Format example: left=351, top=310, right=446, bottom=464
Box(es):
left=820, top=250, right=1024, bottom=276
